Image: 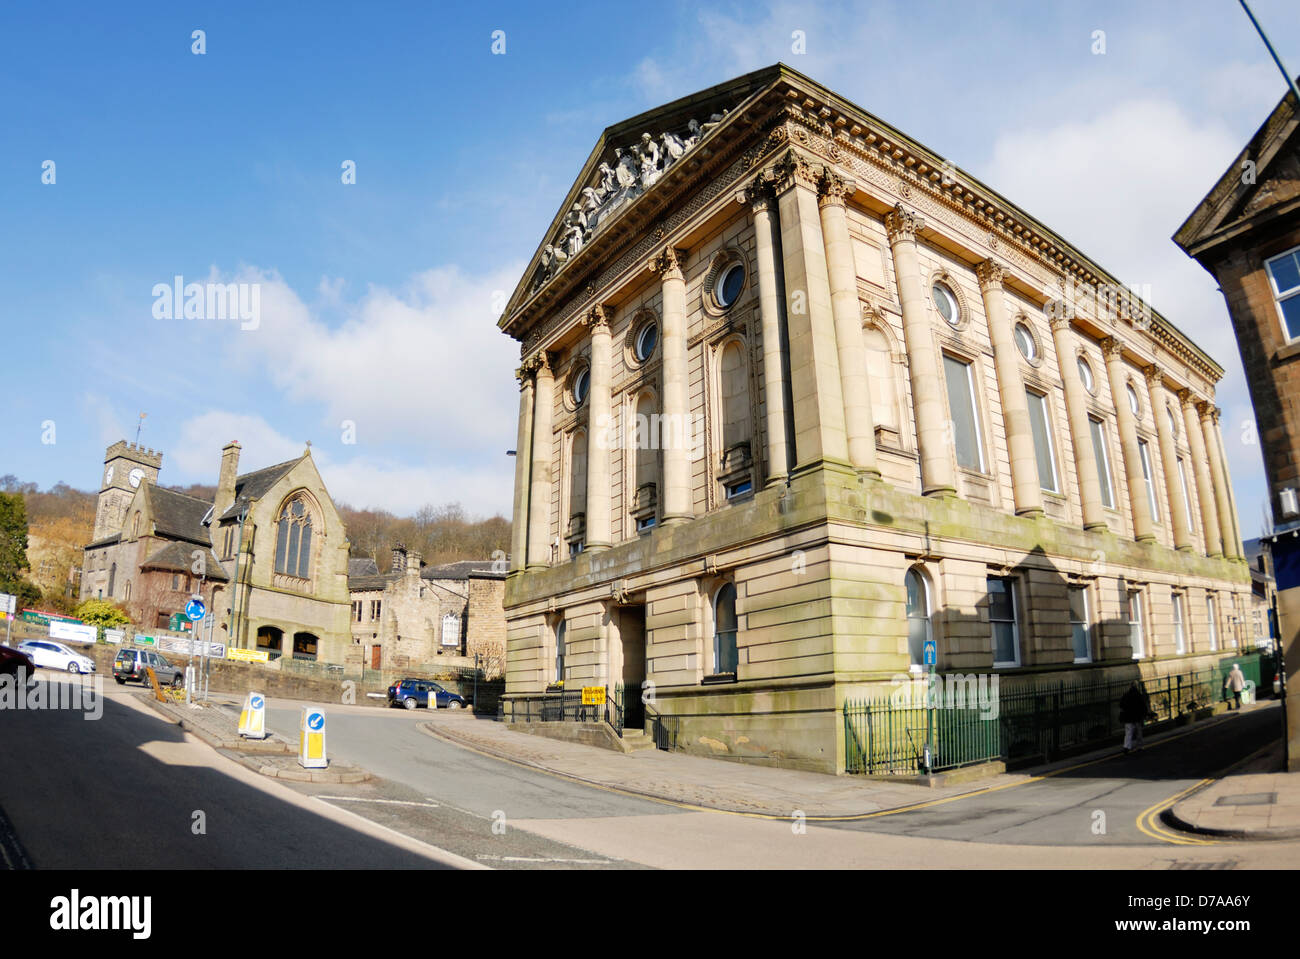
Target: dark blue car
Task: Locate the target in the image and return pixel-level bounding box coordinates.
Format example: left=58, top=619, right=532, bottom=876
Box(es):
left=387, top=678, right=469, bottom=710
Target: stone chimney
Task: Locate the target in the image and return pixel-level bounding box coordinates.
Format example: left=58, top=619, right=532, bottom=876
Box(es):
left=406, top=550, right=422, bottom=579
left=213, top=441, right=241, bottom=520
left=391, top=545, right=406, bottom=574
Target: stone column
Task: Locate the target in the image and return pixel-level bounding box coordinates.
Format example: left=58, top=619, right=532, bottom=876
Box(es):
left=1101, top=337, right=1155, bottom=543
left=650, top=246, right=692, bottom=526
left=1213, top=409, right=1245, bottom=560
left=509, top=366, right=535, bottom=574
left=1049, top=315, right=1106, bottom=531
left=818, top=167, right=879, bottom=476
left=1201, top=403, right=1240, bottom=560
left=584, top=305, right=613, bottom=551
left=978, top=259, right=1042, bottom=516
left=740, top=178, right=791, bottom=487
left=1180, top=389, right=1222, bottom=558
left=886, top=203, right=955, bottom=496
left=526, top=352, right=555, bottom=568
left=770, top=149, right=851, bottom=475
left=1144, top=368, right=1192, bottom=551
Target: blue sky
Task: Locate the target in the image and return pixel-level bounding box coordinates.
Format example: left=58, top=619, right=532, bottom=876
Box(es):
left=2, top=0, right=1297, bottom=535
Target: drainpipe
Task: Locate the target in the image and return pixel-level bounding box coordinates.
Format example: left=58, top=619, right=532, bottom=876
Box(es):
left=225, top=506, right=249, bottom=649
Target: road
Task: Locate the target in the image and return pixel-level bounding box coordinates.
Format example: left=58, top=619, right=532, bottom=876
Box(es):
left=2, top=671, right=1298, bottom=869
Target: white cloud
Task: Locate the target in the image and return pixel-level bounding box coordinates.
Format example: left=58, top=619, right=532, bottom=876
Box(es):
left=171, top=409, right=512, bottom=518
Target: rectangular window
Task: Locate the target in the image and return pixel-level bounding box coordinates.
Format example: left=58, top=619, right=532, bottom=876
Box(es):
left=988, top=576, right=1019, bottom=667
left=1207, top=595, right=1218, bottom=651
left=1089, top=417, right=1115, bottom=509
left=351, top=601, right=362, bottom=623
left=1265, top=245, right=1300, bottom=342
left=1173, top=592, right=1186, bottom=655
left=1177, top=457, right=1195, bottom=532
left=1069, top=586, right=1091, bottom=662
left=1026, top=390, right=1059, bottom=493
left=944, top=355, right=985, bottom=471
left=1128, top=589, right=1145, bottom=659
left=1138, top=439, right=1160, bottom=521
left=370, top=599, right=382, bottom=622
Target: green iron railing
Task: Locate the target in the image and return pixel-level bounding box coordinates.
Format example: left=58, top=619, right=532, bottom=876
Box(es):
left=845, top=664, right=1237, bottom=775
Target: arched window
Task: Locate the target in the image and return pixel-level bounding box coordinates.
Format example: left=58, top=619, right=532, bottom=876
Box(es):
left=274, top=496, right=314, bottom=579
left=713, top=583, right=738, bottom=675
left=632, top=392, right=659, bottom=531
left=570, top=430, right=588, bottom=519
left=555, top=620, right=566, bottom=683
left=905, top=567, right=932, bottom=667
left=719, top=341, right=750, bottom=450
left=863, top=326, right=900, bottom=434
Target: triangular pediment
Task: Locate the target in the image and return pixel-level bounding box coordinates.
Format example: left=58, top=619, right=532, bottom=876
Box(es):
left=500, top=64, right=790, bottom=326
left=1175, top=84, right=1300, bottom=257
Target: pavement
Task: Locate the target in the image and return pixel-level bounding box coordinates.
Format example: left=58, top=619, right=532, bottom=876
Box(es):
left=422, top=703, right=1300, bottom=835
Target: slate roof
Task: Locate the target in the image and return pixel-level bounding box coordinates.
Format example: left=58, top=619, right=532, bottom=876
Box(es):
left=348, top=573, right=400, bottom=592
left=140, top=541, right=229, bottom=581
left=149, top=487, right=215, bottom=544
left=422, top=560, right=504, bottom=581
left=349, top=557, right=380, bottom=577
left=217, top=457, right=303, bottom=521
left=85, top=533, right=121, bottom=550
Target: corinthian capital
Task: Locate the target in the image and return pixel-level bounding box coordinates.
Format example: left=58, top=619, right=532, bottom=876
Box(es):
left=884, top=203, right=925, bottom=244
left=582, top=304, right=612, bottom=331
left=521, top=350, right=553, bottom=377
left=1175, top=387, right=1197, bottom=409
left=1141, top=364, right=1163, bottom=389
left=649, top=246, right=687, bottom=281
left=975, top=258, right=1006, bottom=292
left=768, top=149, right=819, bottom=194
left=515, top=365, right=534, bottom=387
left=817, top=168, right=855, bottom=209
left=1100, top=336, right=1124, bottom=360
left=736, top=177, right=776, bottom=215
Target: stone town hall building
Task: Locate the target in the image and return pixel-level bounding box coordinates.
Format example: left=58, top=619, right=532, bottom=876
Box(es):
left=497, top=64, right=1254, bottom=773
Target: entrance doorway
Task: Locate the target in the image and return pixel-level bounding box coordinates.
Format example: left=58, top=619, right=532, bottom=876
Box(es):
left=616, top=604, right=646, bottom=730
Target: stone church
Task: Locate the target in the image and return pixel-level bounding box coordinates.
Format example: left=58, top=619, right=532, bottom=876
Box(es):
left=499, top=64, right=1254, bottom=773
left=83, top=439, right=352, bottom=662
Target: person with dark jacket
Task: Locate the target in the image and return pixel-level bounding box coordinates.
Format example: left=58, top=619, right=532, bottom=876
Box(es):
left=1119, top=681, right=1150, bottom=753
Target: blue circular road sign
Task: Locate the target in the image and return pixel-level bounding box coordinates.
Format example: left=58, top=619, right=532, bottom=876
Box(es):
left=307, top=712, right=324, bottom=730
left=250, top=695, right=264, bottom=709
left=186, top=598, right=206, bottom=622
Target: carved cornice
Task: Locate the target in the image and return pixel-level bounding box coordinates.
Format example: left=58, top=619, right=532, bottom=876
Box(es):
left=975, top=258, right=1006, bottom=293
left=648, top=246, right=688, bottom=281
left=817, top=168, right=854, bottom=209
left=884, top=203, right=924, bottom=244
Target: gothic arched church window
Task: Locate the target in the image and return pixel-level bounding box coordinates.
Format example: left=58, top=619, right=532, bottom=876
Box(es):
left=274, top=497, right=314, bottom=579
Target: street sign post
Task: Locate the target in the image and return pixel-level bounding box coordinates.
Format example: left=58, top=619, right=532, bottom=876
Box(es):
left=0, top=592, right=15, bottom=647
left=238, top=692, right=267, bottom=740
left=298, top=707, right=327, bottom=769
left=923, top=639, right=937, bottom=774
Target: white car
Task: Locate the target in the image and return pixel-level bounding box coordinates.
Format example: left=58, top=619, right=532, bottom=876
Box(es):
left=17, top=640, right=96, bottom=674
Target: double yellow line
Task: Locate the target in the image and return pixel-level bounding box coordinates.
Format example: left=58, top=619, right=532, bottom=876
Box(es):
left=1136, top=779, right=1217, bottom=845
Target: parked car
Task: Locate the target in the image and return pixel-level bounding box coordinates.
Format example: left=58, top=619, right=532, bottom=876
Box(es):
left=0, top=644, right=34, bottom=680
left=113, top=647, right=183, bottom=687
left=17, top=640, right=96, bottom=674
left=387, top=678, right=469, bottom=710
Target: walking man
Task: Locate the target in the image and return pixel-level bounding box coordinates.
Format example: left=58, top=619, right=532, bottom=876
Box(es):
left=1119, top=681, right=1150, bottom=753
left=1224, top=663, right=1246, bottom=710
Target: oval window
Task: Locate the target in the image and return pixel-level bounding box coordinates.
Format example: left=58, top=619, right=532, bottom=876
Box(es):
left=634, top=322, right=658, bottom=363
left=573, top=367, right=590, bottom=406
left=1013, top=323, right=1036, bottom=361
left=1077, top=356, right=1095, bottom=394
left=1126, top=383, right=1140, bottom=416
left=932, top=283, right=959, bottom=326
left=716, top=263, right=745, bottom=309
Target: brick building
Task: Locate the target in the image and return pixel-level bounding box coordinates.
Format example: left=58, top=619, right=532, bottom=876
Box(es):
left=1175, top=81, right=1300, bottom=766
left=499, top=64, right=1252, bottom=773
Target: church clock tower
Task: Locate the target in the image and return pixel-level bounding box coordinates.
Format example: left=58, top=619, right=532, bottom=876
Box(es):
left=92, top=441, right=163, bottom=541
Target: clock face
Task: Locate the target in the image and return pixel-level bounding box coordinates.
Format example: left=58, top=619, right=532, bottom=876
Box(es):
left=128, top=468, right=145, bottom=488
left=104, top=466, right=114, bottom=486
